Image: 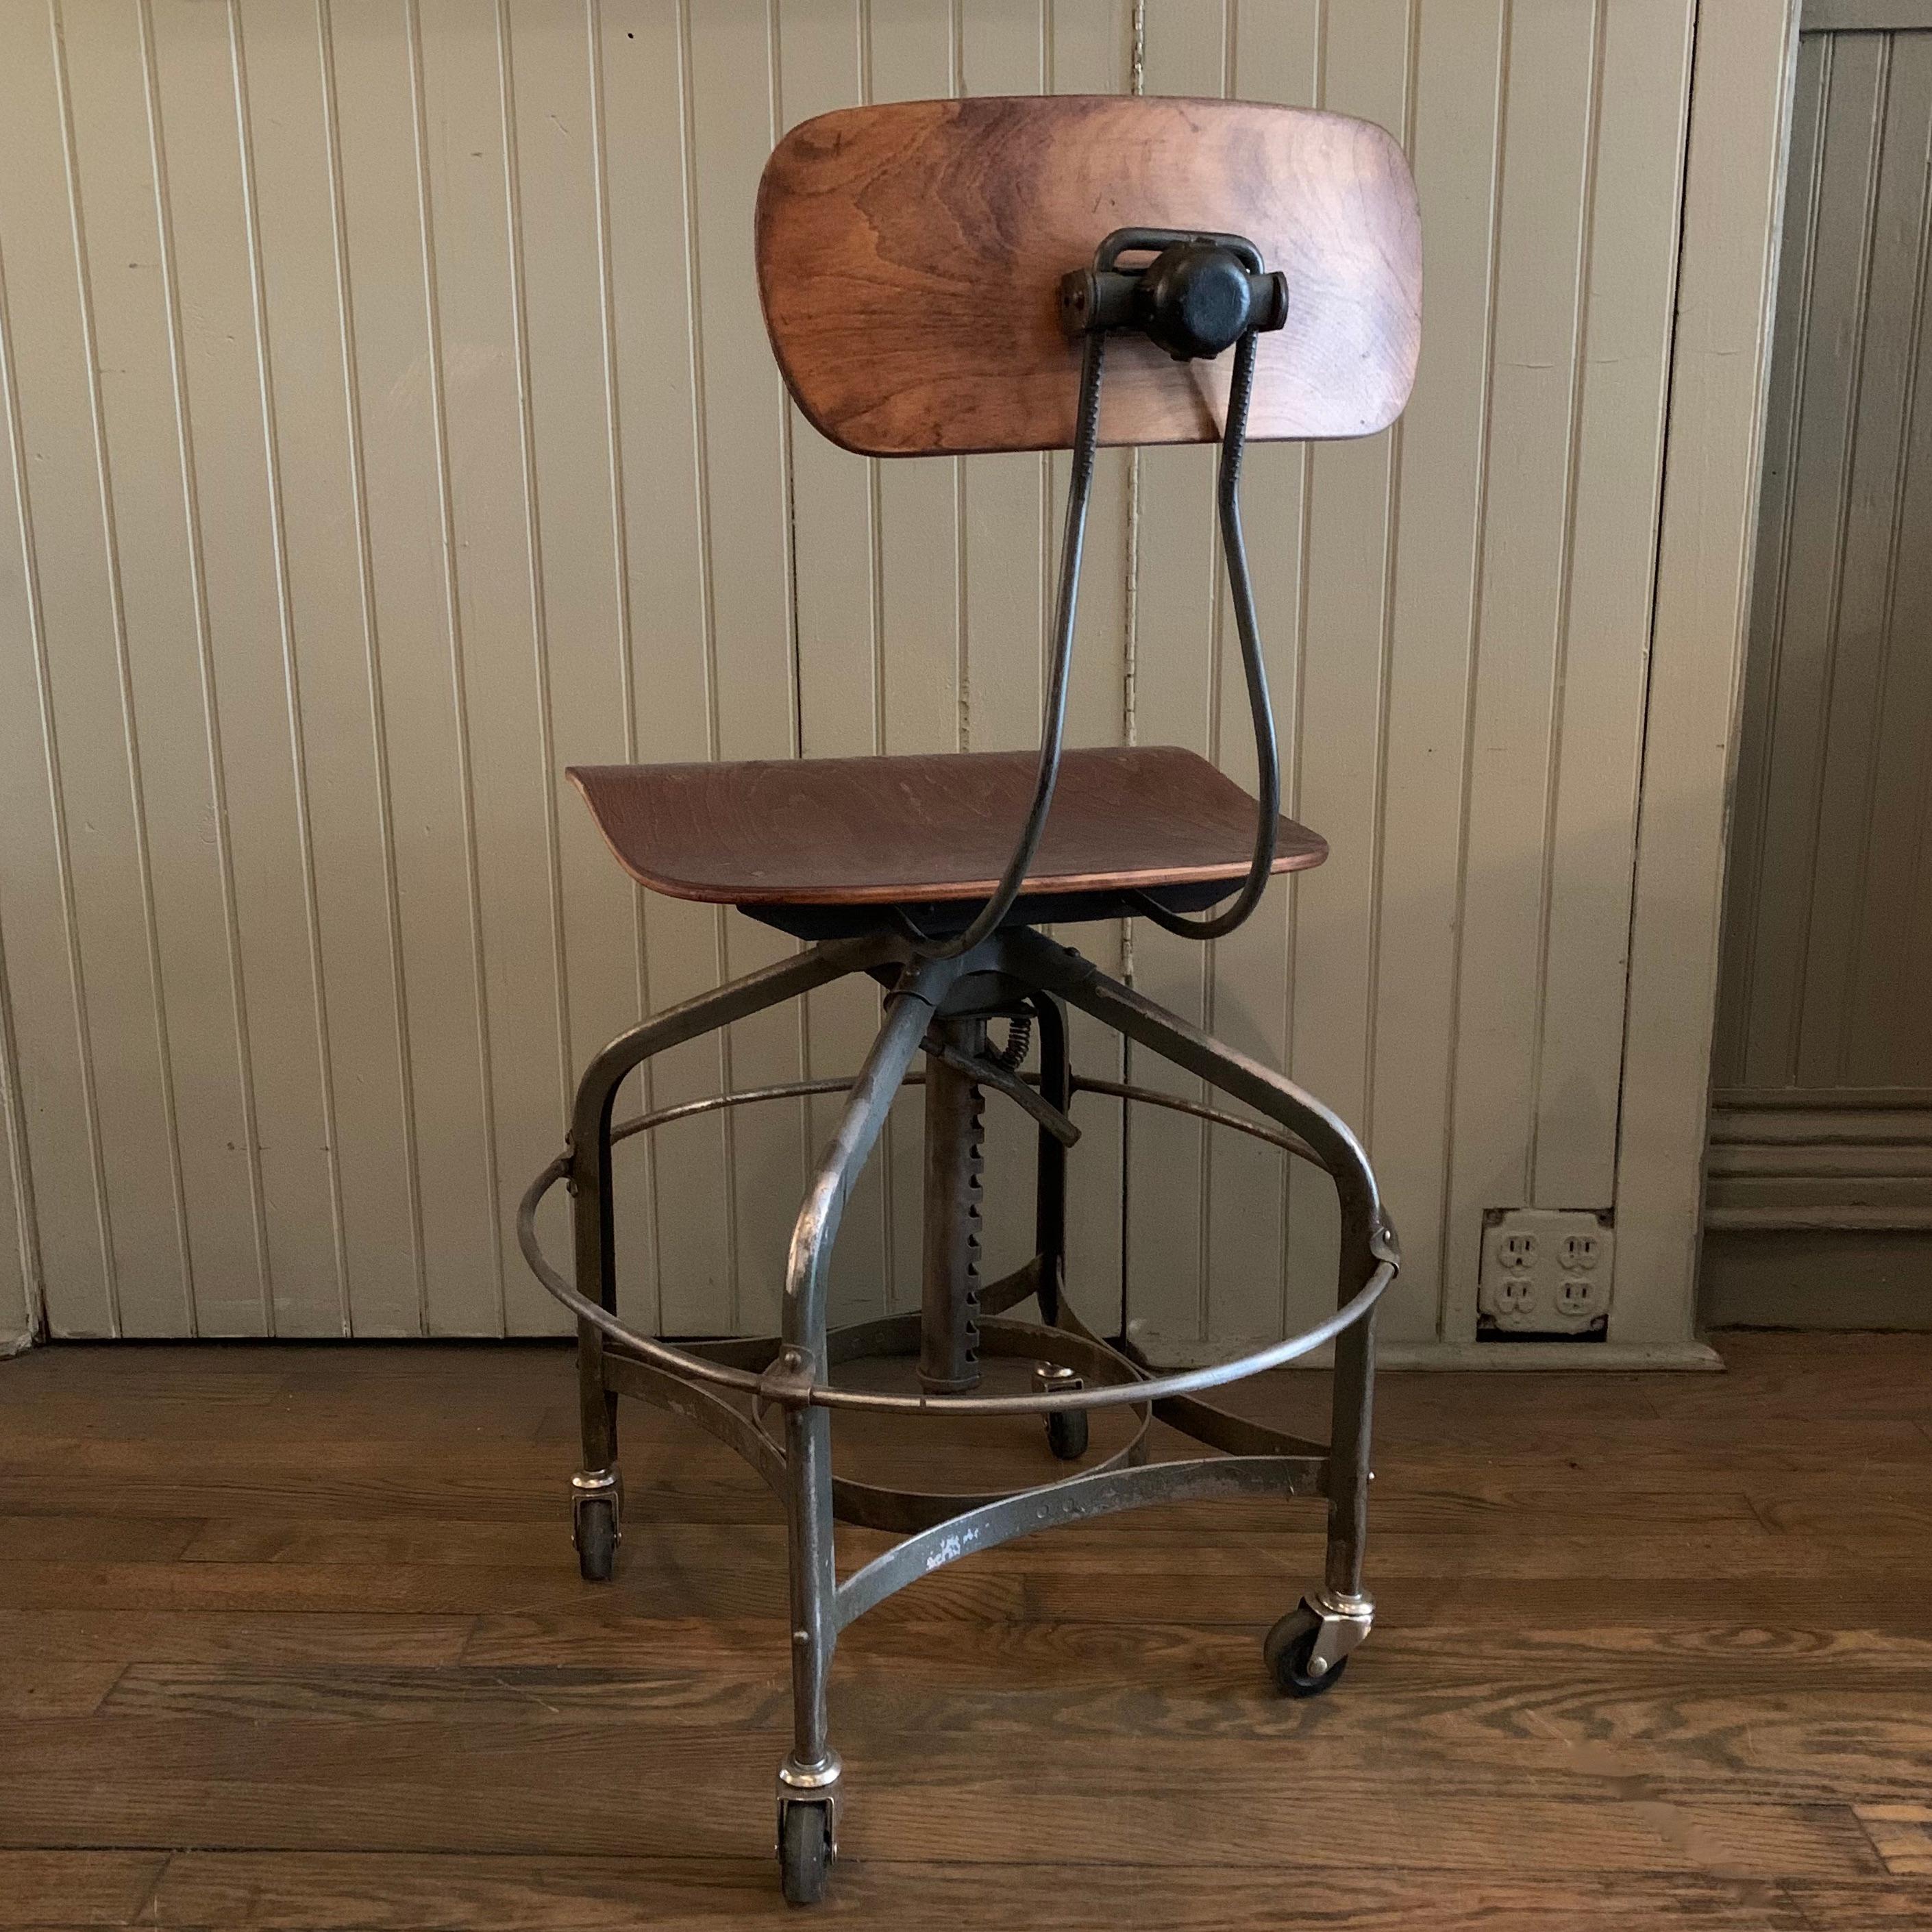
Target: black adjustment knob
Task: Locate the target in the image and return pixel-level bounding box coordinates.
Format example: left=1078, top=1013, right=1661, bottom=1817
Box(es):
left=1135, top=243, right=1255, bottom=361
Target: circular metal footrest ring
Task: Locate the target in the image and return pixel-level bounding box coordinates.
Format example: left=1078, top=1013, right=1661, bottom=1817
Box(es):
left=517, top=1072, right=1396, bottom=1421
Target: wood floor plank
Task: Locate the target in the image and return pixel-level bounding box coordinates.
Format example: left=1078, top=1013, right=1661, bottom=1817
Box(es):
left=458, top=1607, right=1932, bottom=1686
left=1751, top=1494, right=1932, bottom=1540
left=0, top=1850, right=164, bottom=1927
left=0, top=1663, right=128, bottom=1720
left=1854, top=1804, right=1932, bottom=1876
left=81, top=1665, right=1932, bottom=1808
left=0, top=1718, right=1884, bottom=1877
left=1786, top=1878, right=1932, bottom=1928
left=0, top=1558, right=1019, bottom=1623
left=146, top=1850, right=1817, bottom=1930
left=0, top=1516, right=205, bottom=1564
left=0, top=1609, right=477, bottom=1668
left=0, top=1443, right=775, bottom=1526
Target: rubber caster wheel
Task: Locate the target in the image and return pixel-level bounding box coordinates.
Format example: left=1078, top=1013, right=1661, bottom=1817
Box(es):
left=575, top=1497, right=617, bottom=1583
left=1046, top=1409, right=1089, bottom=1461
left=779, top=1800, right=832, bottom=1905
left=1263, top=1603, right=1348, bottom=1698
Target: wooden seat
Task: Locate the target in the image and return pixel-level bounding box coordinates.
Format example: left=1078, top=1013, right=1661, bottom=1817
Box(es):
left=569, top=745, right=1325, bottom=908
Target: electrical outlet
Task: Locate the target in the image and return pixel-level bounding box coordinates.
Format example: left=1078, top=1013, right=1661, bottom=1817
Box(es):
left=1496, top=1276, right=1536, bottom=1317
left=1478, top=1209, right=1613, bottom=1339
left=1559, top=1229, right=1605, bottom=1272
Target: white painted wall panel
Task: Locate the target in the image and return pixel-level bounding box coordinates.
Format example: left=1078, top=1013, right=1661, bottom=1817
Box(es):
left=0, top=0, right=1790, bottom=1354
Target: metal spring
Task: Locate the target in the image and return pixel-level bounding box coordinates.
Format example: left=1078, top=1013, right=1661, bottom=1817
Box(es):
left=986, top=1015, right=1032, bottom=1072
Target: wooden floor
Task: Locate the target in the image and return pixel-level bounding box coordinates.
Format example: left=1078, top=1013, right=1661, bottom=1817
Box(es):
left=3, top=1333, right=1931, bottom=1928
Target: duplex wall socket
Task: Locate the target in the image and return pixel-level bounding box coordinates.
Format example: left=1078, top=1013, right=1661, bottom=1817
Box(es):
left=1478, top=1208, right=1614, bottom=1337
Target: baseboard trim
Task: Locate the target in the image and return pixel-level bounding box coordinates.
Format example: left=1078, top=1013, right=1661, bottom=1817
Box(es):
left=1376, top=1340, right=1724, bottom=1371
left=1707, top=1095, right=1932, bottom=1232
left=1128, top=1324, right=1724, bottom=1372
left=1701, top=1227, right=1932, bottom=1330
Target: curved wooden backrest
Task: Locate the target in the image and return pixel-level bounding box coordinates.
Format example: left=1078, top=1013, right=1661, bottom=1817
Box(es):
left=756, top=95, right=1421, bottom=458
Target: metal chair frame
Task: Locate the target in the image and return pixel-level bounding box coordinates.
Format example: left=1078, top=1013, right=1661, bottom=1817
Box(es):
left=516, top=90, right=1420, bottom=1905
left=519, top=921, right=1396, bottom=1897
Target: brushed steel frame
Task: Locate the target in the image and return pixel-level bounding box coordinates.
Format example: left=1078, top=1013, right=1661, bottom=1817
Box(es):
left=517, top=922, right=1396, bottom=1883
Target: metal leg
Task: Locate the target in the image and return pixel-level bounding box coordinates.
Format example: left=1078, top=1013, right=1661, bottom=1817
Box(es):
left=775, top=1401, right=840, bottom=1903
left=1026, top=992, right=1085, bottom=1456
left=1029, top=991, right=1070, bottom=1327
left=919, top=1015, right=986, bottom=1394
left=1000, top=928, right=1387, bottom=1692
left=566, top=934, right=899, bottom=1583
left=572, top=1150, right=622, bottom=1581
left=773, top=952, right=963, bottom=1903
left=571, top=1069, right=622, bottom=1581
left=1265, top=1222, right=1378, bottom=1694
left=1326, top=1267, right=1376, bottom=1609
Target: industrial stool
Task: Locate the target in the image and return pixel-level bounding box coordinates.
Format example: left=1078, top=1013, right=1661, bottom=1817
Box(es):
left=518, top=93, right=1420, bottom=1903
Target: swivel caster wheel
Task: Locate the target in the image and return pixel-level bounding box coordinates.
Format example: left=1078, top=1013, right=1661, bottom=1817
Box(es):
left=1034, top=1363, right=1086, bottom=1461
left=1263, top=1592, right=1372, bottom=1698
left=778, top=1798, right=834, bottom=1905
left=571, top=1472, right=621, bottom=1583
left=575, top=1500, right=616, bottom=1582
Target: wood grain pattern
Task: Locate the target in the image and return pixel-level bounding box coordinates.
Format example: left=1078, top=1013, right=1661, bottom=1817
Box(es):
left=3, top=1334, right=1932, bottom=1924
left=756, top=94, right=1422, bottom=455
left=569, top=745, right=1324, bottom=904
left=1857, top=1805, right=1932, bottom=1877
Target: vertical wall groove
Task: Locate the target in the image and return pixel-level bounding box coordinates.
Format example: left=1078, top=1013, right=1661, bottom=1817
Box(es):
left=228, top=0, right=356, bottom=1333
left=584, top=0, right=659, bottom=1322
left=314, top=0, right=430, bottom=1331
left=0, top=48, right=118, bottom=1331
left=0, top=911, right=40, bottom=1339
left=51, top=0, right=188, bottom=1337
left=139, top=0, right=269, bottom=1335
left=493, top=0, right=573, bottom=1137
left=404, top=0, right=508, bottom=1326
left=1429, top=0, right=1511, bottom=1335
left=1524, top=0, right=1605, bottom=1191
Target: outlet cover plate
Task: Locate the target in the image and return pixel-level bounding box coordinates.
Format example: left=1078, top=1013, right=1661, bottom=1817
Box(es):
left=1478, top=1209, right=1613, bottom=1339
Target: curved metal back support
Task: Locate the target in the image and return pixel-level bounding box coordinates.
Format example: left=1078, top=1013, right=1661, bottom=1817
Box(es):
left=894, top=228, right=1282, bottom=957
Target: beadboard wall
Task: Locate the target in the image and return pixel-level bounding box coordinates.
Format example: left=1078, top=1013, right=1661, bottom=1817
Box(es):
left=1706, top=5, right=1932, bottom=1326
left=0, top=0, right=1795, bottom=1354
